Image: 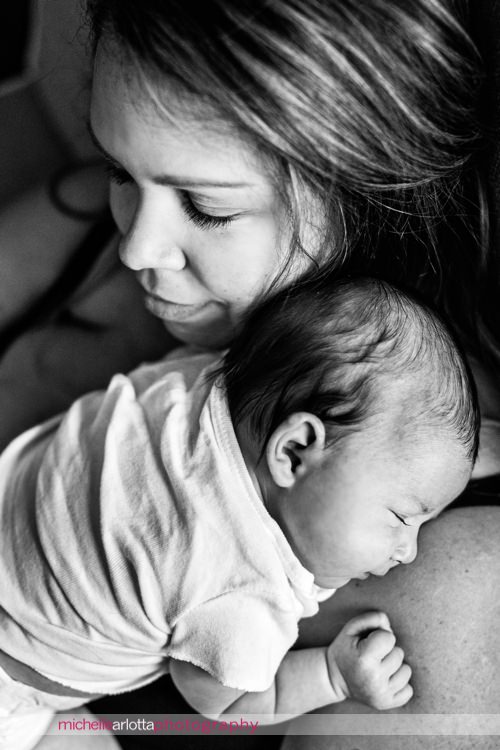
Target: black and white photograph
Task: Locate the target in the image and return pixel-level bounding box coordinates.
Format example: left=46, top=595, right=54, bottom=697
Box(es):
left=0, top=2, right=498, bottom=749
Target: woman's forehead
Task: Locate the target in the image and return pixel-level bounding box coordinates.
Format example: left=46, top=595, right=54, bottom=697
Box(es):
left=91, top=45, right=268, bottom=184
left=93, top=42, right=218, bottom=130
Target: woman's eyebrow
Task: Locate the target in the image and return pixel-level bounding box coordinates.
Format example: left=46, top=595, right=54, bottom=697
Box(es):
left=86, top=120, right=254, bottom=189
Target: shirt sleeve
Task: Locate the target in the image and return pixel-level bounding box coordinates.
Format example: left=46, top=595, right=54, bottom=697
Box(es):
left=167, top=590, right=300, bottom=692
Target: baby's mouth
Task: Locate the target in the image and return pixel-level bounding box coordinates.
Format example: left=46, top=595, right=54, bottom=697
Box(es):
left=370, top=562, right=402, bottom=577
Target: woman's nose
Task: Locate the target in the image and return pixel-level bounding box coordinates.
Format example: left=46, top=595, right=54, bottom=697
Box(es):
left=118, top=197, right=187, bottom=272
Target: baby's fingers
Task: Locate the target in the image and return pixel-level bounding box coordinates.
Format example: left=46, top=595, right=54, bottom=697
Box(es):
left=359, top=627, right=396, bottom=660
left=390, top=682, right=414, bottom=708
left=389, top=663, right=412, bottom=693
left=342, top=611, right=392, bottom=638
left=381, top=645, right=405, bottom=676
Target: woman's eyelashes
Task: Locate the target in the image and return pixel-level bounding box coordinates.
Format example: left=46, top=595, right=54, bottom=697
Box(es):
left=179, top=191, right=235, bottom=230
left=104, top=161, right=132, bottom=186
left=104, top=162, right=236, bottom=230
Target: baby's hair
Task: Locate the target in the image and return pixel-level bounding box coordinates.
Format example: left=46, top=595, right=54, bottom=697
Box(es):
left=221, top=276, right=479, bottom=462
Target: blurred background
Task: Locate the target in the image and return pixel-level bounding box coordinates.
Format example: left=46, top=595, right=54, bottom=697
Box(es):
left=0, top=0, right=96, bottom=205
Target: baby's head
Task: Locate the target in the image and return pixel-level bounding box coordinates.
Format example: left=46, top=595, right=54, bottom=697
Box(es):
left=222, top=276, right=478, bottom=588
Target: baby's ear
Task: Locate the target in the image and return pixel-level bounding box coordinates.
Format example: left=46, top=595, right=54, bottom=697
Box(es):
left=266, top=412, right=326, bottom=488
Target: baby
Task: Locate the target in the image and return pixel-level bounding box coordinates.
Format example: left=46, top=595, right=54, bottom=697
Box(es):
left=0, top=276, right=476, bottom=745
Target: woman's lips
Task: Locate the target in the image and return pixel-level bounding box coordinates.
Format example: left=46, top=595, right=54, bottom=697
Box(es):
left=143, top=292, right=212, bottom=322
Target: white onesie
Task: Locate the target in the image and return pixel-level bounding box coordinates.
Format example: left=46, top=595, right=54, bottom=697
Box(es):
left=0, top=348, right=334, bottom=701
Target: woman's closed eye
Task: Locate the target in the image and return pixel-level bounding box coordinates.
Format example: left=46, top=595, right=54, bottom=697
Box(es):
left=104, top=162, right=237, bottom=230
left=104, top=161, right=132, bottom=186
left=179, top=191, right=237, bottom=230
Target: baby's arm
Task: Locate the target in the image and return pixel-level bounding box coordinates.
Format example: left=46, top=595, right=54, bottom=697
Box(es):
left=170, top=611, right=412, bottom=723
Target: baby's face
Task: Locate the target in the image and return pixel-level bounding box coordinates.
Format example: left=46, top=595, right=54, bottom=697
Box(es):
left=275, top=428, right=471, bottom=589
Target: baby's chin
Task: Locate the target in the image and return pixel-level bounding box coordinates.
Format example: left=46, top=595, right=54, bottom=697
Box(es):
left=316, top=576, right=352, bottom=589
left=325, top=573, right=371, bottom=589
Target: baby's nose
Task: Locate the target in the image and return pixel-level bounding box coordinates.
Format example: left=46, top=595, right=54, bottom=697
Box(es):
left=398, top=543, right=418, bottom=565
left=395, top=532, right=418, bottom=565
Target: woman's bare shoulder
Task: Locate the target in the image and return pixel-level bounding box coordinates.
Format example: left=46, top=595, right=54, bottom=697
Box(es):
left=288, top=507, right=500, bottom=749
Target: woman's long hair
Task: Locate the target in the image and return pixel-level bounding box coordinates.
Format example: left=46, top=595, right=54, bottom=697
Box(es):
left=87, top=0, right=497, bottom=365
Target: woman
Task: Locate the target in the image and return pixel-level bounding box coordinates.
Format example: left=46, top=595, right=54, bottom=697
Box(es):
left=84, top=2, right=500, bottom=746
left=2, top=1, right=499, bottom=748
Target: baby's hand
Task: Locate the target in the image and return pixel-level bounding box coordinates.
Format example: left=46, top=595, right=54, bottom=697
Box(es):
left=326, top=611, right=413, bottom=710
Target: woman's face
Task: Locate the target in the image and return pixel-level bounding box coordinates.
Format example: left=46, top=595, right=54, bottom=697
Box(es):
left=90, top=47, right=314, bottom=348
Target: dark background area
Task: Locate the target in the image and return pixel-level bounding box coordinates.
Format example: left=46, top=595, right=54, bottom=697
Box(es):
left=0, top=2, right=32, bottom=82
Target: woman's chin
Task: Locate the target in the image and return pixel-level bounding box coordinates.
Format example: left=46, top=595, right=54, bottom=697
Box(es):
left=163, top=319, right=233, bottom=350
